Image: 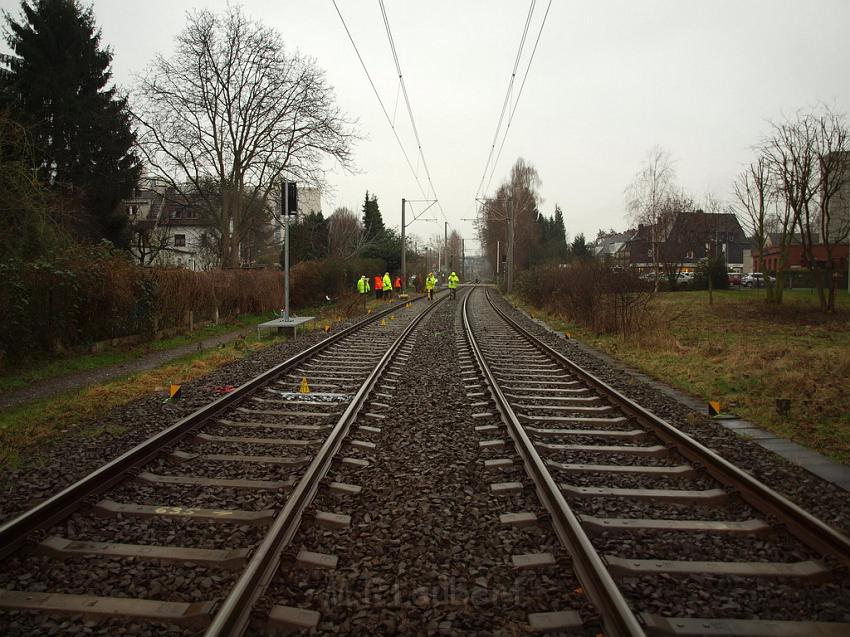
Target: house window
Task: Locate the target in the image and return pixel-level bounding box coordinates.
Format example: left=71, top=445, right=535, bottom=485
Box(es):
left=174, top=234, right=186, bottom=247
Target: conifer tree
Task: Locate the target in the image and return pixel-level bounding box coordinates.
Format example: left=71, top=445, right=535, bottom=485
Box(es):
left=361, top=191, right=385, bottom=239
left=2, top=0, right=141, bottom=246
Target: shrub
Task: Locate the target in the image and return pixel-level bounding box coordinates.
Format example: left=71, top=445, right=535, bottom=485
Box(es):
left=516, top=263, right=653, bottom=336
left=289, top=257, right=384, bottom=308
left=0, top=245, right=285, bottom=364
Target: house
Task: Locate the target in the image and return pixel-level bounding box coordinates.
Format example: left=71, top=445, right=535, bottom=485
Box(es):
left=593, top=231, right=633, bottom=268
left=125, top=180, right=323, bottom=269
left=754, top=233, right=848, bottom=273
left=622, top=211, right=748, bottom=274
left=125, top=181, right=216, bottom=270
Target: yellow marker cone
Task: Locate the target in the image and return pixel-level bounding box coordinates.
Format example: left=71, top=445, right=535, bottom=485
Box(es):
left=367, top=308, right=373, bottom=315
left=708, top=400, right=721, bottom=417
left=299, top=377, right=311, bottom=394
left=390, top=315, right=395, bottom=320
left=323, top=324, right=331, bottom=333
left=565, top=331, right=572, bottom=339
left=169, top=384, right=182, bottom=400
left=380, top=318, right=387, bottom=327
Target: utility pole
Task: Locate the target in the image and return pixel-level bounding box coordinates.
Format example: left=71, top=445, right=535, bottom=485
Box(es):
left=283, top=179, right=290, bottom=321
left=401, top=198, right=406, bottom=288
left=444, top=221, right=448, bottom=271
left=507, top=195, right=515, bottom=293
left=462, top=239, right=465, bottom=280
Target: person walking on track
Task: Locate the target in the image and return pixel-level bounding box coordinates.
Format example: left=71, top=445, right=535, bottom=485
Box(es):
left=382, top=272, right=392, bottom=302
left=448, top=271, right=459, bottom=300
left=425, top=271, right=437, bottom=301
left=374, top=274, right=383, bottom=300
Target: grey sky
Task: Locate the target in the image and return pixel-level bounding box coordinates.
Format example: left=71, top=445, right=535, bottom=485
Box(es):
left=3, top=0, right=850, bottom=250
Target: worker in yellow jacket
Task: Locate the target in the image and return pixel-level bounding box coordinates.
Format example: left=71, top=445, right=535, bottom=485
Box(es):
left=382, top=272, right=392, bottom=301
left=448, top=271, right=459, bottom=299
left=357, top=275, right=370, bottom=295
left=425, top=272, right=437, bottom=301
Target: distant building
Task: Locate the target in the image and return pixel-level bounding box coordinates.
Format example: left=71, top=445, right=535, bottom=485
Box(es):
left=593, top=231, right=633, bottom=268
left=624, top=211, right=748, bottom=273
left=272, top=186, right=322, bottom=245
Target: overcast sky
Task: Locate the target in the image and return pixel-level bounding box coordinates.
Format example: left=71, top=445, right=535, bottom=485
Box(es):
left=3, top=0, right=850, bottom=251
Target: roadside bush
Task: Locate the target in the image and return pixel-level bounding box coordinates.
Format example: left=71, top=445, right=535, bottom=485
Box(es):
left=289, top=257, right=384, bottom=308
left=0, top=245, right=285, bottom=365
left=516, top=263, right=653, bottom=336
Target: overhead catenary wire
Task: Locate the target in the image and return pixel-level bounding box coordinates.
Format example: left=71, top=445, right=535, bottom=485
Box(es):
left=331, top=0, right=430, bottom=201
left=483, top=0, right=552, bottom=197
left=378, top=0, right=450, bottom=229
left=473, top=0, right=536, bottom=201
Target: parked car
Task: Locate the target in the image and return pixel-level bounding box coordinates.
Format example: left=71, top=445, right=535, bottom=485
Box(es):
left=742, top=272, right=775, bottom=288
left=728, top=272, right=742, bottom=286
left=676, top=271, right=694, bottom=282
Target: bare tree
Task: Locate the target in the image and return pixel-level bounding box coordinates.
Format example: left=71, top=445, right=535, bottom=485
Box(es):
left=327, top=206, right=363, bottom=258
left=477, top=158, right=543, bottom=288
left=734, top=157, right=783, bottom=301
left=626, top=146, right=675, bottom=291
left=133, top=6, right=355, bottom=268
left=813, top=109, right=850, bottom=311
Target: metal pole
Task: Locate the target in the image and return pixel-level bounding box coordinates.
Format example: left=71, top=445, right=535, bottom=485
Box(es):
left=444, top=221, right=448, bottom=271
left=507, top=196, right=515, bottom=293
left=283, top=179, right=290, bottom=321
left=401, top=198, right=406, bottom=289
left=496, top=240, right=500, bottom=274
left=462, top=239, right=465, bottom=280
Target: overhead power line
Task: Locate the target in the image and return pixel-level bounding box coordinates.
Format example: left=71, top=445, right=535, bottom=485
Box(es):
left=475, top=0, right=552, bottom=200
left=474, top=0, right=536, bottom=201
left=378, top=0, right=449, bottom=227
left=483, top=0, right=552, bottom=197
left=331, top=0, right=430, bottom=201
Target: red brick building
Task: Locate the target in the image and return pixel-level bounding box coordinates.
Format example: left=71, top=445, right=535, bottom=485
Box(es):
left=754, top=242, right=848, bottom=273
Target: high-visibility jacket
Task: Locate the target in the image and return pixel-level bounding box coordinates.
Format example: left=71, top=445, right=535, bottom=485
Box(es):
left=448, top=272, right=459, bottom=289
left=394, top=277, right=402, bottom=290
left=383, top=273, right=392, bottom=291
left=425, top=274, right=437, bottom=291
left=374, top=275, right=383, bottom=290
left=357, top=277, right=370, bottom=294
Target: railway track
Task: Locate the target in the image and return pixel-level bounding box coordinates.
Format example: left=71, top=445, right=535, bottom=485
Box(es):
left=462, top=286, right=850, bottom=637
left=0, top=293, right=446, bottom=636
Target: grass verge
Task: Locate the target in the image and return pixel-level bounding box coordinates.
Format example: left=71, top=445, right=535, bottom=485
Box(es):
left=511, top=288, right=850, bottom=466
left=0, top=296, right=382, bottom=469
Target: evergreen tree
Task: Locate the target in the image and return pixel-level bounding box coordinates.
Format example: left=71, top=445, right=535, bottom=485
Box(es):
left=571, top=232, right=592, bottom=261
left=361, top=190, right=384, bottom=239
left=2, top=0, right=141, bottom=246
left=552, top=205, right=569, bottom=260
left=285, top=212, right=329, bottom=265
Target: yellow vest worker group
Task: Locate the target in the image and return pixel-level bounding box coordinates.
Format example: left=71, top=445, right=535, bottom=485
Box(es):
left=382, top=273, right=392, bottom=300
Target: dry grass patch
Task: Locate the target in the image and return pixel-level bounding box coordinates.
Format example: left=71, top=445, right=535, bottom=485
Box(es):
left=0, top=340, right=274, bottom=469
left=515, top=289, right=850, bottom=465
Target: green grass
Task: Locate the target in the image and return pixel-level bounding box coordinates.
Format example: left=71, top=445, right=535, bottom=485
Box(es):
left=0, top=298, right=375, bottom=469
left=512, top=288, right=850, bottom=465
left=0, top=312, right=279, bottom=393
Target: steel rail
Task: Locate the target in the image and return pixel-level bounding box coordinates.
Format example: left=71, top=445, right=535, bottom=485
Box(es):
left=463, top=288, right=645, bottom=637
left=204, top=293, right=449, bottom=636
left=0, top=296, right=423, bottom=560
left=485, top=289, right=850, bottom=568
